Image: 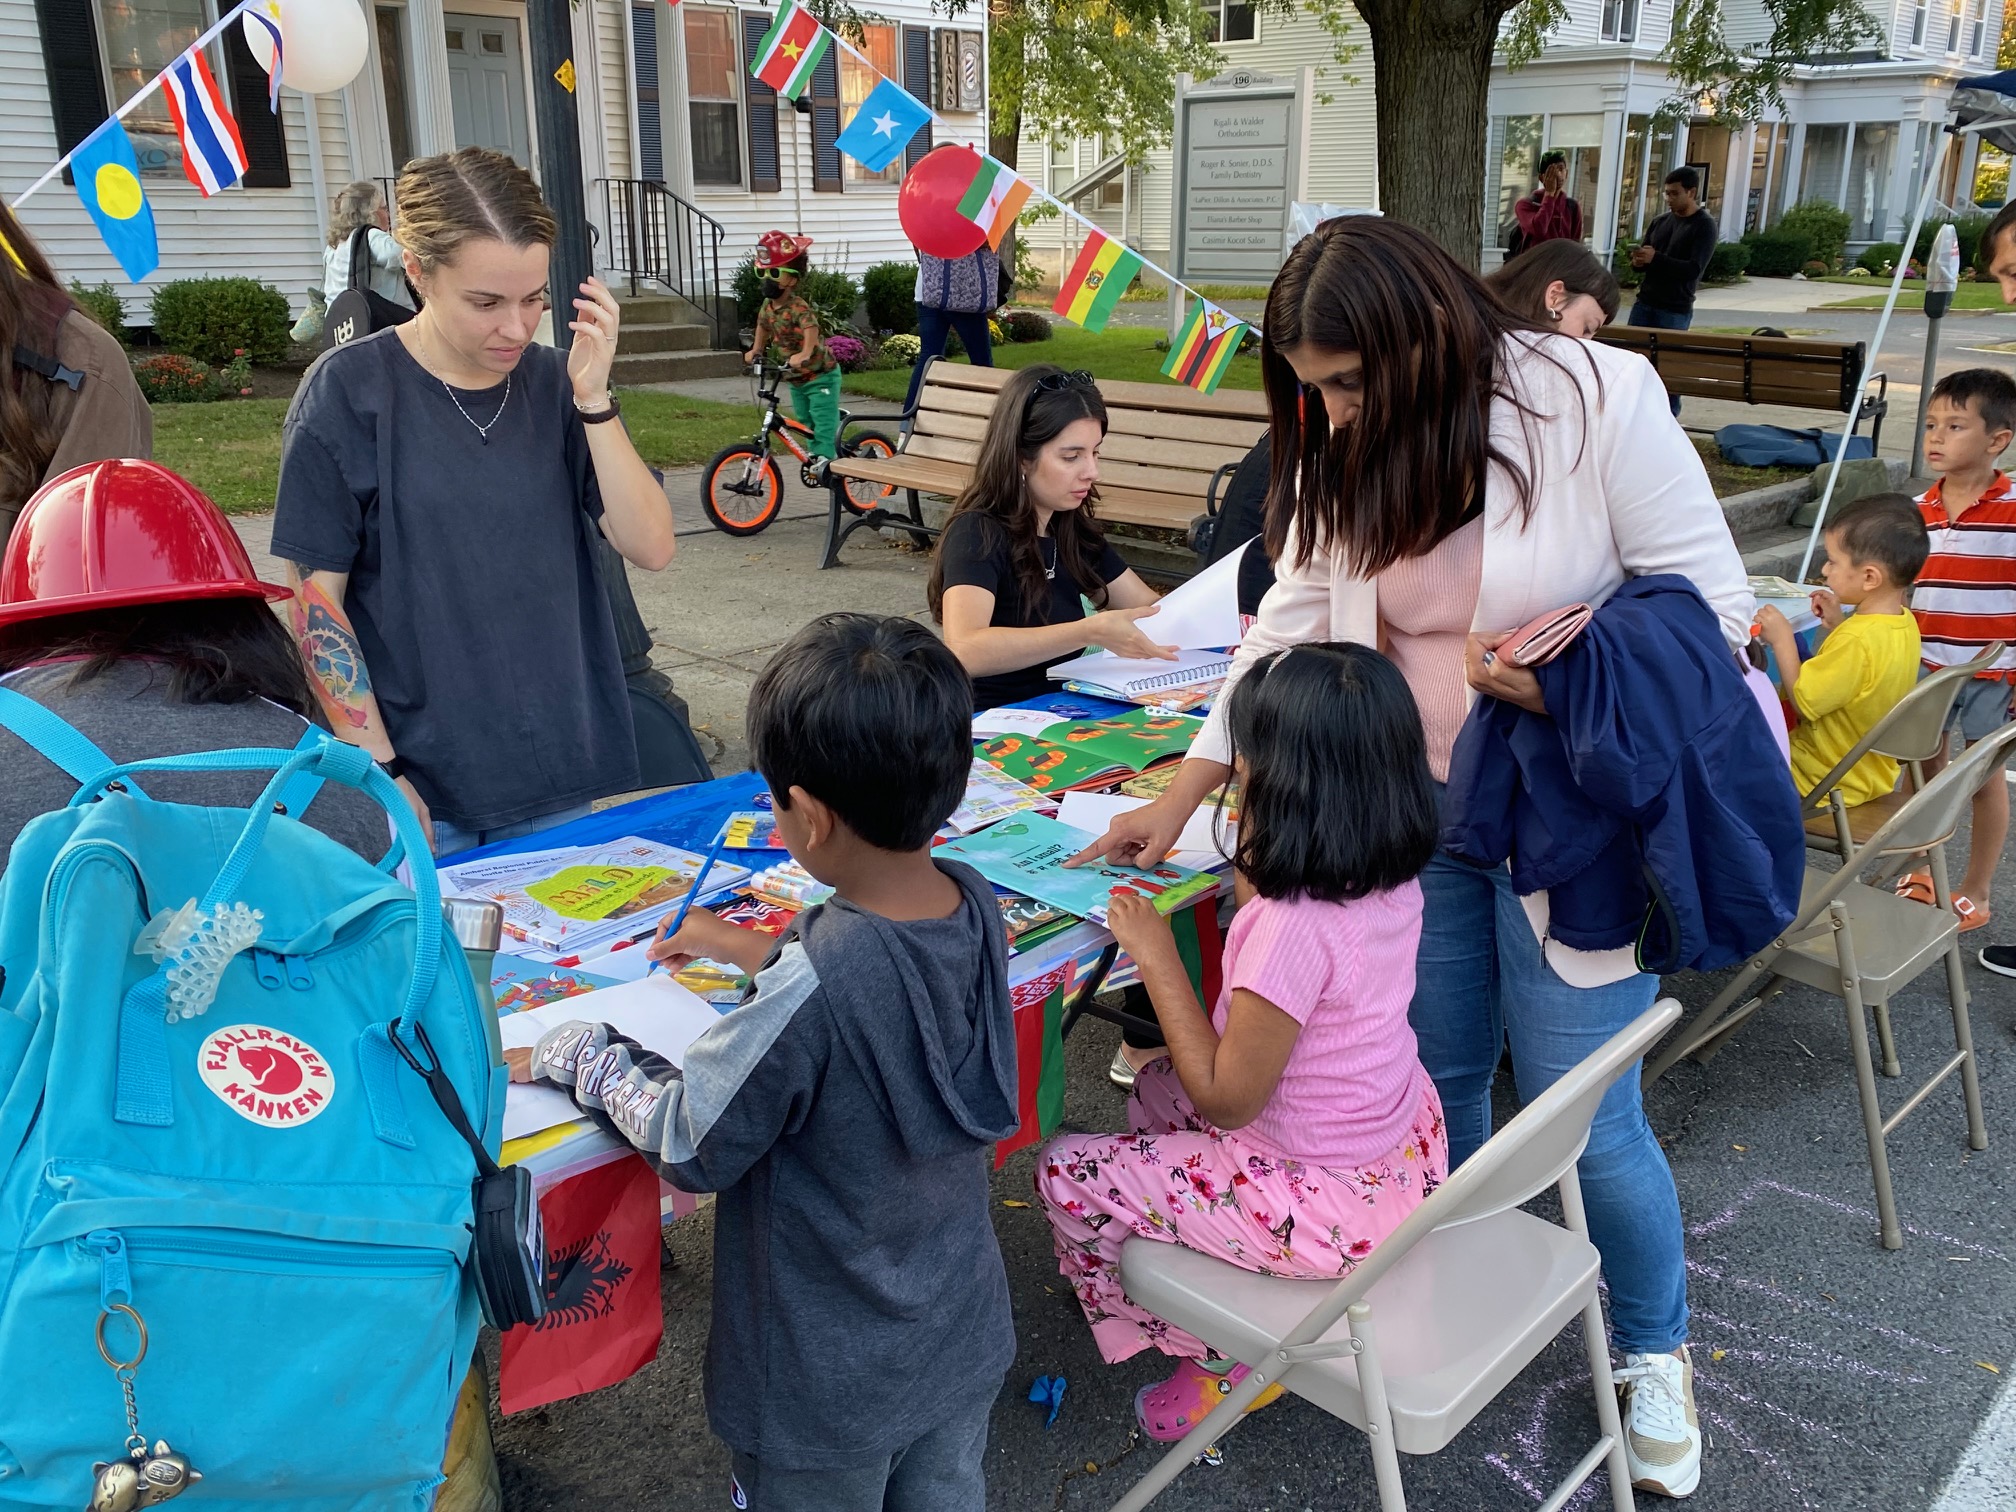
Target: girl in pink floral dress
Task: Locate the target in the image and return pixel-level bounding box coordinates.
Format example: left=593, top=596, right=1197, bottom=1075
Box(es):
left=1036, top=642, right=1449, bottom=1440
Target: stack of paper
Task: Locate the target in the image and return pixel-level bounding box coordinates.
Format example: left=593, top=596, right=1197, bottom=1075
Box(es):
left=1047, top=547, right=1244, bottom=698
left=441, top=836, right=750, bottom=955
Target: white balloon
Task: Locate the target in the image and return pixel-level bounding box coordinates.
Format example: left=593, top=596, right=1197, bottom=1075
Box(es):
left=240, top=0, right=369, bottom=96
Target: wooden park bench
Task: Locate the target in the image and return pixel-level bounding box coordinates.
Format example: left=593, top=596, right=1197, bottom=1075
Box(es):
left=822, top=361, right=1268, bottom=570
left=1594, top=326, right=1889, bottom=449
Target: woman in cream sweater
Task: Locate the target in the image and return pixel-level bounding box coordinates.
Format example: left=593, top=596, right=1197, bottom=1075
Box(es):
left=1076, top=217, right=1749, bottom=1502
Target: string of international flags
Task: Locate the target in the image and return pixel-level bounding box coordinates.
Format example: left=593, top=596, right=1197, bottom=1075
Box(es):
left=752, top=0, right=1254, bottom=393
left=9, top=0, right=1253, bottom=395
left=7, top=0, right=278, bottom=283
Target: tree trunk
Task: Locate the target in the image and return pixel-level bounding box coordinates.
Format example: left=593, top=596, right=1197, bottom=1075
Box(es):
left=1352, top=0, right=1516, bottom=268
left=991, top=110, right=1023, bottom=169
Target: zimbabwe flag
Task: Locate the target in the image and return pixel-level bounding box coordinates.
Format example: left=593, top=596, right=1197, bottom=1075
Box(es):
left=1162, top=301, right=1248, bottom=395
left=749, top=0, right=830, bottom=100
left=994, top=896, right=1223, bottom=1168
left=1052, top=230, right=1142, bottom=333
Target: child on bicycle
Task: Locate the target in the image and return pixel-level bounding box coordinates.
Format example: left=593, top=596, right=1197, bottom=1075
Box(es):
left=744, top=230, right=840, bottom=477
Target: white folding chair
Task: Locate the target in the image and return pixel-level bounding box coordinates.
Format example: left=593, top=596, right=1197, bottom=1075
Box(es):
left=1106, top=999, right=1682, bottom=1512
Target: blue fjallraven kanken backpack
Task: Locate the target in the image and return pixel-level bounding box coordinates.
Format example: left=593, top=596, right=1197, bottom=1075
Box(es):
left=0, top=713, right=502, bottom=1512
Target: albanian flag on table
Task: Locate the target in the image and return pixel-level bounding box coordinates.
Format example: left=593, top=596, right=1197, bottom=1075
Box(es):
left=499, top=1153, right=664, bottom=1414
left=994, top=896, right=1223, bottom=1168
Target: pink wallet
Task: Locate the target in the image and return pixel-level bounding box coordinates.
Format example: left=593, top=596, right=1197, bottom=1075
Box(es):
left=1500, top=603, right=1593, bottom=668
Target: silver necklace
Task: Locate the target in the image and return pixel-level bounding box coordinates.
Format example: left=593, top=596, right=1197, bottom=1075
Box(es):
left=416, top=320, right=511, bottom=443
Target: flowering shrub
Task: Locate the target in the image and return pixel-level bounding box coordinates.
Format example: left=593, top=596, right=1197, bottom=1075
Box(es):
left=1000, top=310, right=1053, bottom=343
left=827, top=333, right=869, bottom=371
left=882, top=332, right=922, bottom=366
left=988, top=318, right=1005, bottom=343
left=132, top=348, right=254, bottom=403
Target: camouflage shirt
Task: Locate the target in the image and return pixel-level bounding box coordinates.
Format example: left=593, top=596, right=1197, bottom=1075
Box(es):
left=759, top=292, right=835, bottom=381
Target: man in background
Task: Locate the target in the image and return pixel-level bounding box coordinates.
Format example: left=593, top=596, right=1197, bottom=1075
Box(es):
left=1628, top=166, right=1718, bottom=413
left=1509, top=150, right=1583, bottom=256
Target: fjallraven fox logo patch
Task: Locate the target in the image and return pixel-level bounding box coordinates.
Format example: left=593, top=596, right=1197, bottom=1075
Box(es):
left=199, top=1025, right=335, bottom=1126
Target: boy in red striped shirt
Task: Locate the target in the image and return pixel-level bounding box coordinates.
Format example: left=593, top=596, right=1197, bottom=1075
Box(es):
left=1906, top=368, right=2016, bottom=929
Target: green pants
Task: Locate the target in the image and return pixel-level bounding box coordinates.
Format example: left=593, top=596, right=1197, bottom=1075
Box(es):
left=788, top=367, right=842, bottom=460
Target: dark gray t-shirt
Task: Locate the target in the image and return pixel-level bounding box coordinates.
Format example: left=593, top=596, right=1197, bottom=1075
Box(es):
left=270, top=329, right=637, bottom=831
left=0, top=661, right=389, bottom=872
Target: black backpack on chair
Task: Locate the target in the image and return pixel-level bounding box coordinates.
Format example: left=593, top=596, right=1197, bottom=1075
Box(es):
left=324, top=228, right=416, bottom=350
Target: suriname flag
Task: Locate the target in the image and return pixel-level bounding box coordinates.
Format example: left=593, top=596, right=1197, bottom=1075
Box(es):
left=749, top=0, right=831, bottom=100
left=1051, top=229, right=1142, bottom=334
left=1162, top=301, right=1249, bottom=394
left=994, top=896, right=1224, bottom=1168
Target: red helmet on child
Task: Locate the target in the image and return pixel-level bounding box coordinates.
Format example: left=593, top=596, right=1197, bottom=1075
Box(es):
left=0, top=459, right=292, bottom=630
left=754, top=230, right=814, bottom=270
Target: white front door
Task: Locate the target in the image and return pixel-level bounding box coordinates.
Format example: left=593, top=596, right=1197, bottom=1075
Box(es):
left=445, top=13, right=532, bottom=166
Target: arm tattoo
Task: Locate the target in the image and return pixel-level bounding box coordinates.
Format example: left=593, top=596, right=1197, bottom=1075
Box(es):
left=288, top=569, right=373, bottom=731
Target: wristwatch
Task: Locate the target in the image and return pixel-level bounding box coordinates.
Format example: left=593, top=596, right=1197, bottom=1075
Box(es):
left=575, top=391, right=622, bottom=424
left=379, top=753, right=410, bottom=781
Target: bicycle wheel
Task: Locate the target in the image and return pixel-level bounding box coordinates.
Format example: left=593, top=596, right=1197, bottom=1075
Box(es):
left=702, top=443, right=784, bottom=536
left=837, top=429, right=899, bottom=516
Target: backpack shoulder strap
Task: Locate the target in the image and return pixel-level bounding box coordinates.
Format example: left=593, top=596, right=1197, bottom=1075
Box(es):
left=350, top=228, right=373, bottom=291
left=274, top=723, right=331, bottom=817
left=0, top=684, right=126, bottom=786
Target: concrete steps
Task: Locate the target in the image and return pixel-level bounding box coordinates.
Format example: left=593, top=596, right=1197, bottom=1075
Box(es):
left=611, top=348, right=749, bottom=383
left=611, top=290, right=743, bottom=383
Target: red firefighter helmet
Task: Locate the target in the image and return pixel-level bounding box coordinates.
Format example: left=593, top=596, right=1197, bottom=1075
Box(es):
left=754, top=230, right=814, bottom=270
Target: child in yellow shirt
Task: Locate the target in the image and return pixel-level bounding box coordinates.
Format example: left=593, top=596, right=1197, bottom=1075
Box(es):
left=1756, top=492, right=1929, bottom=806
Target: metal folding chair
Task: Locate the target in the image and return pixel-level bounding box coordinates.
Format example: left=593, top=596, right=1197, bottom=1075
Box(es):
left=1105, top=1001, right=1683, bottom=1512
left=1644, top=723, right=2013, bottom=1248
left=1799, top=642, right=2002, bottom=861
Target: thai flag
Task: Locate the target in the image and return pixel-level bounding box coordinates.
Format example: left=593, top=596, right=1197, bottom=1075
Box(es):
left=162, top=51, right=249, bottom=195
left=244, top=1, right=285, bottom=112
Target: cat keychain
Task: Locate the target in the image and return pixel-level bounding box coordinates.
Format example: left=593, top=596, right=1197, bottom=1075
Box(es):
left=86, top=1302, right=203, bottom=1511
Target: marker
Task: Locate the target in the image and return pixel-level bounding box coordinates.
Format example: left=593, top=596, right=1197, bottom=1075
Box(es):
left=648, top=823, right=730, bottom=977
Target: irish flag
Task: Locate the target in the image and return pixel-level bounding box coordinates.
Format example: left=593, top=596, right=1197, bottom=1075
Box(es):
left=956, top=152, right=1033, bottom=251
left=750, top=1, right=830, bottom=100
left=1162, top=301, right=1248, bottom=394
left=1052, top=230, right=1142, bottom=333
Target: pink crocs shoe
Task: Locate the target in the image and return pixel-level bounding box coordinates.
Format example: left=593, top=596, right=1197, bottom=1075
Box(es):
left=1133, top=1357, right=1284, bottom=1442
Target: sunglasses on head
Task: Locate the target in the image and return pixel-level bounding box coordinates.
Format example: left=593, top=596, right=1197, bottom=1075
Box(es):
left=1034, top=369, right=1096, bottom=393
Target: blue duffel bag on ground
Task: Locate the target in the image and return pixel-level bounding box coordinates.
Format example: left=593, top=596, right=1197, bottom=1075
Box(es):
left=0, top=723, right=499, bottom=1511
left=1715, top=423, right=1876, bottom=468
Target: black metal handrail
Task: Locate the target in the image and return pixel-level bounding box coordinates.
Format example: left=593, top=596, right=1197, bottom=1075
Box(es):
left=596, top=178, right=729, bottom=346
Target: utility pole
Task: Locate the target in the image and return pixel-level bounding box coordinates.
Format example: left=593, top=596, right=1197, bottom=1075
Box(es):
left=524, top=0, right=591, bottom=356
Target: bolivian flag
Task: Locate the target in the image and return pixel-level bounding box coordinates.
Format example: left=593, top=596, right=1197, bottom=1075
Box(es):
left=1162, top=301, right=1248, bottom=394
left=750, top=0, right=830, bottom=100
left=1052, top=230, right=1141, bottom=333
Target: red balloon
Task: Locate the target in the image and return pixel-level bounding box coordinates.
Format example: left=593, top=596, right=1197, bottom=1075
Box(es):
left=899, top=145, right=988, bottom=259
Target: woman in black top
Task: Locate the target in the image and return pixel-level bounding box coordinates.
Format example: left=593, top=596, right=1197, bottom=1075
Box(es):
left=928, top=366, right=1172, bottom=711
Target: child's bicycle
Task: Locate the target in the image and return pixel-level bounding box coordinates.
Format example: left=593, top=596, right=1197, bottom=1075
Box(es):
left=700, top=361, right=898, bottom=537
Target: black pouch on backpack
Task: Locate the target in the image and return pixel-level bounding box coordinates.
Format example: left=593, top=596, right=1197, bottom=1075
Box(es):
left=394, top=1023, right=547, bottom=1330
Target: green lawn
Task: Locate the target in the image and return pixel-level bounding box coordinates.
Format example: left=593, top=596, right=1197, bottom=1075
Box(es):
left=154, top=390, right=762, bottom=513
left=1815, top=282, right=2012, bottom=311
left=843, top=324, right=1262, bottom=403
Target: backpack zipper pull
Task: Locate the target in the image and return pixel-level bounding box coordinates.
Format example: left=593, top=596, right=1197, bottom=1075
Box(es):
left=251, top=949, right=284, bottom=991
left=285, top=955, right=314, bottom=991
left=81, top=1229, right=131, bottom=1310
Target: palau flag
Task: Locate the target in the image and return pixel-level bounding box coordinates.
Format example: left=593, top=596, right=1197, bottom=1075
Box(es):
left=72, top=120, right=159, bottom=282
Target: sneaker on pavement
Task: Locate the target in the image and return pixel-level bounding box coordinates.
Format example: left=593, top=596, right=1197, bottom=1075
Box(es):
left=1979, top=945, right=2016, bottom=979
left=1615, top=1345, right=1701, bottom=1498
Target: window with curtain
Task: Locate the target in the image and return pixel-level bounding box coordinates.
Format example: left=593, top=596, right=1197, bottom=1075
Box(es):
left=1200, top=0, right=1256, bottom=42
left=1947, top=0, right=1963, bottom=51
left=1600, top=0, right=1640, bottom=42
left=684, top=5, right=741, bottom=186
left=1968, top=0, right=1986, bottom=55
left=1801, top=124, right=1848, bottom=207
left=1912, top=0, right=1928, bottom=46
left=96, top=0, right=210, bottom=180
left=840, top=22, right=899, bottom=184
left=1847, top=123, right=1896, bottom=242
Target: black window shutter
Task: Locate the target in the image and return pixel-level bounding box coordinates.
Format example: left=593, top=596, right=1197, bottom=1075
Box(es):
left=741, top=10, right=780, bottom=194
left=809, top=45, right=840, bottom=192
left=631, top=0, right=662, bottom=182
left=223, top=23, right=290, bottom=187
left=34, top=0, right=108, bottom=166
left=901, top=25, right=933, bottom=173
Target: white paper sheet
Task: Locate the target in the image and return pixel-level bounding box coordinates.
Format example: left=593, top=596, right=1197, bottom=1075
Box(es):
left=971, top=707, right=1068, bottom=737
left=499, top=974, right=726, bottom=1140
left=1127, top=547, right=1244, bottom=650
left=1055, top=791, right=1234, bottom=873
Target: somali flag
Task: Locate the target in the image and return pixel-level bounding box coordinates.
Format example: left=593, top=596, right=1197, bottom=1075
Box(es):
left=71, top=121, right=159, bottom=282
left=833, top=78, right=931, bottom=173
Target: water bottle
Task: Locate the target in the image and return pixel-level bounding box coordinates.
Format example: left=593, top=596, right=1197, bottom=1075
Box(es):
left=444, top=897, right=505, bottom=1067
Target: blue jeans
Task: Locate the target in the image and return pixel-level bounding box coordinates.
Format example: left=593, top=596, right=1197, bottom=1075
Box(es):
left=902, top=305, right=994, bottom=413
left=1409, top=849, right=1690, bottom=1356
left=433, top=800, right=593, bottom=859
left=1627, top=300, right=1691, bottom=416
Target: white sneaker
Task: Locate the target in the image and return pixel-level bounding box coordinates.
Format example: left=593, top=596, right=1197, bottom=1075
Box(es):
left=1615, top=1346, right=1701, bottom=1498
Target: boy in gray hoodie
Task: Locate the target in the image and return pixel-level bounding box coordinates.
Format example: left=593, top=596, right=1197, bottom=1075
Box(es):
left=507, top=612, right=1019, bottom=1512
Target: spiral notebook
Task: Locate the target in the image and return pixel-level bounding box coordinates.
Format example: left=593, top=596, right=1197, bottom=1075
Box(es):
left=1045, top=647, right=1234, bottom=699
